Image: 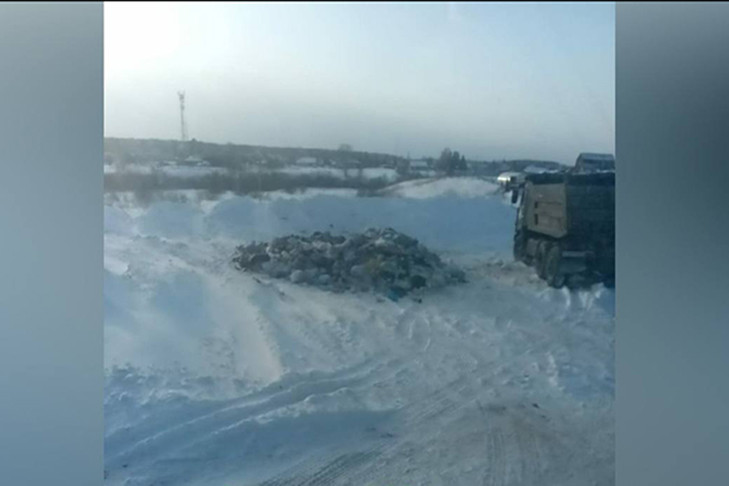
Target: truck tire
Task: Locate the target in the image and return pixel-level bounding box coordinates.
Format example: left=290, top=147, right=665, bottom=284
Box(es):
left=544, top=244, right=566, bottom=288
left=565, top=274, right=582, bottom=290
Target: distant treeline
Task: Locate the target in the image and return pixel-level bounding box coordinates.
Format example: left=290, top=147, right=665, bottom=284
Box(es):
left=103, top=137, right=564, bottom=176
left=104, top=137, right=408, bottom=170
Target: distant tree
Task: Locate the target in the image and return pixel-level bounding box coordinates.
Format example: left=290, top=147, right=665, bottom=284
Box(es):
left=436, top=148, right=467, bottom=176
left=436, top=148, right=453, bottom=175
left=338, top=143, right=353, bottom=152
left=451, top=151, right=461, bottom=174
left=458, top=154, right=468, bottom=171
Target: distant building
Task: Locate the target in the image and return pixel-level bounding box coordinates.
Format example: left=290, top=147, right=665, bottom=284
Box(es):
left=409, top=160, right=430, bottom=171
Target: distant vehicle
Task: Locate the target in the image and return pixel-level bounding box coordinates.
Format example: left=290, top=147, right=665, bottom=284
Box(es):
left=497, top=171, right=525, bottom=192
left=574, top=153, right=615, bottom=173
left=512, top=170, right=615, bottom=288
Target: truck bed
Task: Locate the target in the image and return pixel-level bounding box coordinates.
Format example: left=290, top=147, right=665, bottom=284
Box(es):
left=523, top=172, right=614, bottom=239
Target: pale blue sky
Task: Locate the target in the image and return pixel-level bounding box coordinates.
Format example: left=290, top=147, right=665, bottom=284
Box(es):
left=105, top=2, right=614, bottom=164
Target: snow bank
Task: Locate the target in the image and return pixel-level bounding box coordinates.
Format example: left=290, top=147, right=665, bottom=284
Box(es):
left=254, top=188, right=360, bottom=201
left=277, top=166, right=347, bottom=179
left=383, top=177, right=499, bottom=199
left=257, top=166, right=399, bottom=182
left=119, top=192, right=514, bottom=256
left=361, top=167, right=398, bottom=181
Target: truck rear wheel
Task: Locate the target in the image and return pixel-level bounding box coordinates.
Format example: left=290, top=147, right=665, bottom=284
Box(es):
left=544, top=244, right=566, bottom=288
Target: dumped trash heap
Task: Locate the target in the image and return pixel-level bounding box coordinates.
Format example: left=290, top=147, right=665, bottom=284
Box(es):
left=232, top=227, right=466, bottom=299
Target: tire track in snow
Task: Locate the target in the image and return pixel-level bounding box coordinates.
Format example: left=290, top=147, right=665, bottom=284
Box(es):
left=513, top=413, right=544, bottom=483
left=105, top=358, right=386, bottom=468
left=314, top=329, right=571, bottom=486
left=250, top=373, right=469, bottom=486
left=252, top=331, right=559, bottom=486
left=483, top=419, right=506, bottom=486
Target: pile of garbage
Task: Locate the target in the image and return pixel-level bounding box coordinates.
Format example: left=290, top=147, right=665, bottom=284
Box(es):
left=232, top=228, right=466, bottom=299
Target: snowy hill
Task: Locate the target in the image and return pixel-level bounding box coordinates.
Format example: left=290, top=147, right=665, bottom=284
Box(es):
left=104, top=181, right=614, bottom=485
left=380, top=177, right=499, bottom=199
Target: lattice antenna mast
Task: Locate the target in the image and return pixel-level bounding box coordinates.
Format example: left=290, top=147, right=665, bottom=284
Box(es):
left=178, top=91, right=188, bottom=142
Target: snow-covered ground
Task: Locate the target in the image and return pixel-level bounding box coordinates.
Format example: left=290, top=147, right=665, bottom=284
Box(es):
left=104, top=177, right=614, bottom=485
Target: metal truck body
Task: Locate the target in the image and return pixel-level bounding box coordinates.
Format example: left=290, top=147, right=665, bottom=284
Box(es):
left=513, top=171, right=615, bottom=288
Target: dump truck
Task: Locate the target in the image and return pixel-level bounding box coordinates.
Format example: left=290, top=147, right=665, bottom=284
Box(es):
left=512, top=170, right=615, bottom=288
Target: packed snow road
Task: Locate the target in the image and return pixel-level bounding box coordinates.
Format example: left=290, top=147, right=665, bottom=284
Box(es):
left=104, top=179, right=614, bottom=486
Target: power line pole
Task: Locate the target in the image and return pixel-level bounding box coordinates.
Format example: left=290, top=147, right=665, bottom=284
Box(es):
left=178, top=91, right=188, bottom=142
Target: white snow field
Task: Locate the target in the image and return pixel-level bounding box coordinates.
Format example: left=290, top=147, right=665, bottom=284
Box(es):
left=104, top=177, right=614, bottom=486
